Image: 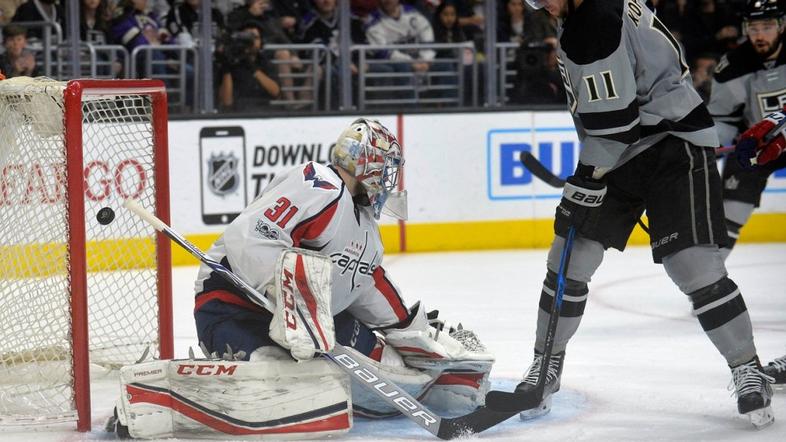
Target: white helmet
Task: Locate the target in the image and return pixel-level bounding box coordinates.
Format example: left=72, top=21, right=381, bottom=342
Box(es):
left=331, top=118, right=407, bottom=220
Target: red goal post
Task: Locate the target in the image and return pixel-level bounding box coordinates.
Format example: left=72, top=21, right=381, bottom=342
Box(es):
left=0, top=78, right=173, bottom=431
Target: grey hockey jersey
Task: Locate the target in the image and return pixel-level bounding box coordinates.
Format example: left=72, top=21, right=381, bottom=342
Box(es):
left=194, top=162, right=409, bottom=329
left=557, top=0, right=718, bottom=173
left=707, top=38, right=786, bottom=145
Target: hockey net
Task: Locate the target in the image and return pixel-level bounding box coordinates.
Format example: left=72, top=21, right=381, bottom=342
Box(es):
left=0, top=77, right=172, bottom=430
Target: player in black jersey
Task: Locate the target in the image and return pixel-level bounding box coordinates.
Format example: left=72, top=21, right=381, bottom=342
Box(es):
left=707, top=0, right=786, bottom=389
left=510, top=0, right=775, bottom=428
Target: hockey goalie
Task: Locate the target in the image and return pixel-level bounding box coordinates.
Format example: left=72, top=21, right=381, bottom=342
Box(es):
left=108, top=119, right=494, bottom=439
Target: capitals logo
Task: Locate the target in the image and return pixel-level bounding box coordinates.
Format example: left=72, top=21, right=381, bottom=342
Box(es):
left=303, top=162, right=337, bottom=190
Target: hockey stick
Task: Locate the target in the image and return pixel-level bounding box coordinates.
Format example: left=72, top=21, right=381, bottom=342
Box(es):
left=485, top=226, right=577, bottom=412
left=521, top=145, right=736, bottom=189
left=519, top=151, right=650, bottom=233
left=123, top=198, right=518, bottom=440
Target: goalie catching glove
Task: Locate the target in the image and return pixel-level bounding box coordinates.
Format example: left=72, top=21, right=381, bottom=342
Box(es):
left=735, top=107, right=786, bottom=168
left=383, top=302, right=494, bottom=366
left=269, top=248, right=335, bottom=361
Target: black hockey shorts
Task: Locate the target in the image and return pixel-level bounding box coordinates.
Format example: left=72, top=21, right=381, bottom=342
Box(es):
left=721, top=152, right=786, bottom=207
left=574, top=135, right=728, bottom=263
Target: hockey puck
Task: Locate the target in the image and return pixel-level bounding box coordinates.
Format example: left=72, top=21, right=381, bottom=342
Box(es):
left=96, top=207, right=115, bottom=225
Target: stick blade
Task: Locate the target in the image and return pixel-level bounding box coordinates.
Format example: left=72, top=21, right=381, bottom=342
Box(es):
left=484, top=389, right=545, bottom=413
left=436, top=407, right=518, bottom=440
left=519, top=151, right=566, bottom=188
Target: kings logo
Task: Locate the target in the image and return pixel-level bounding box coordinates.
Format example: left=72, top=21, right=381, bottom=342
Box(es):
left=207, top=152, right=240, bottom=196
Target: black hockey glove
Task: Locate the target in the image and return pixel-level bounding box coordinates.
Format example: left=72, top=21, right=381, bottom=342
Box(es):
left=554, top=172, right=607, bottom=238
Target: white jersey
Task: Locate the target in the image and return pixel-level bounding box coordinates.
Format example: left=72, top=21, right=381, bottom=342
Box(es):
left=365, top=5, right=436, bottom=62
left=194, top=162, right=409, bottom=329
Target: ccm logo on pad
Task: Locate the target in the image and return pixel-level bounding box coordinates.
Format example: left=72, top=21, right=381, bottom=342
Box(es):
left=176, top=364, right=238, bottom=376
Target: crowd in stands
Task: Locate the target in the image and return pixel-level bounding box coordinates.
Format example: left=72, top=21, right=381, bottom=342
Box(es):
left=0, top=0, right=755, bottom=112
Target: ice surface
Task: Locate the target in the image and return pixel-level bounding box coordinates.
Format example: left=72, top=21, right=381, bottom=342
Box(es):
left=5, top=243, right=785, bottom=441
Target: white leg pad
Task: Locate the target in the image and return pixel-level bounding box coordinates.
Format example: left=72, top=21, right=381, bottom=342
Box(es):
left=116, top=358, right=352, bottom=439
left=344, top=346, right=438, bottom=418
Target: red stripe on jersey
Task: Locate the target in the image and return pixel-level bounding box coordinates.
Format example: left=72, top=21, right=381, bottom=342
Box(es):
left=290, top=196, right=340, bottom=247
left=393, top=346, right=444, bottom=359
left=194, top=289, right=264, bottom=313
left=294, top=254, right=330, bottom=350
left=372, top=267, right=409, bottom=322
left=434, top=373, right=484, bottom=389
left=125, top=384, right=350, bottom=435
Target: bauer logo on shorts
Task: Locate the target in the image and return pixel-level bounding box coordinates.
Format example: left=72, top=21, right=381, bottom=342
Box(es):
left=206, top=153, right=241, bottom=196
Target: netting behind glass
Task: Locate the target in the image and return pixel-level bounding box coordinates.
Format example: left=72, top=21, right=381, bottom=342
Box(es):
left=0, top=78, right=162, bottom=425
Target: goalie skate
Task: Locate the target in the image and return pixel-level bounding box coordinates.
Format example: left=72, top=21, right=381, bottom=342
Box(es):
left=730, top=357, right=775, bottom=430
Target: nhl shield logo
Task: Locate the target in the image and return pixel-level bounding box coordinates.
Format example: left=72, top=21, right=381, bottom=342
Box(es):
left=207, top=153, right=240, bottom=196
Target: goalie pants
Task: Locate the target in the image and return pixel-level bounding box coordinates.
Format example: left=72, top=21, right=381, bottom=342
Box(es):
left=195, top=294, right=379, bottom=360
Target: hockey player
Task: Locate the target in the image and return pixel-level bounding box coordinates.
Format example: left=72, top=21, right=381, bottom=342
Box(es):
left=110, top=118, right=494, bottom=439
left=707, top=0, right=786, bottom=386
left=511, top=0, right=775, bottom=429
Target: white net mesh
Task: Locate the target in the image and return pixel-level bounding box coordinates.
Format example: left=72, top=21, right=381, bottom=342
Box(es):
left=0, top=77, right=166, bottom=425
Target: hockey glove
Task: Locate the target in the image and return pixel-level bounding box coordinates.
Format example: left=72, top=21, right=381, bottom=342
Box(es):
left=736, top=107, right=786, bottom=168
left=554, top=171, right=606, bottom=238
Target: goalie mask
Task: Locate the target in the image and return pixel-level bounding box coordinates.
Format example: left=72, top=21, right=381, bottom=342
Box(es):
left=331, top=118, right=407, bottom=220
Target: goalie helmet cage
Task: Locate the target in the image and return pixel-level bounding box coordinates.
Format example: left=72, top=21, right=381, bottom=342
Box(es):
left=0, top=78, right=173, bottom=432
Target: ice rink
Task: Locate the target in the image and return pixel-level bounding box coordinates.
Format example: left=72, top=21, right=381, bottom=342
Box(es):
left=7, top=243, right=786, bottom=441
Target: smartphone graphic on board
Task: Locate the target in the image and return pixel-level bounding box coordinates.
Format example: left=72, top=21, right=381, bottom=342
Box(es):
left=199, top=126, right=247, bottom=225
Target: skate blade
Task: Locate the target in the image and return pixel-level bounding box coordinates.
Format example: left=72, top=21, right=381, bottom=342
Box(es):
left=519, top=395, right=552, bottom=421
left=747, top=405, right=774, bottom=430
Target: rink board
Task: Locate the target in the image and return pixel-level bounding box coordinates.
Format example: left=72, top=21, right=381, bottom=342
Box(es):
left=6, top=110, right=782, bottom=272
left=161, top=111, right=785, bottom=265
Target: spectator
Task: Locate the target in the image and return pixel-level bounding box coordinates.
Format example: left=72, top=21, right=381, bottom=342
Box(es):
left=218, top=21, right=280, bottom=110
left=81, top=0, right=110, bottom=43
left=433, top=0, right=468, bottom=46
left=0, top=25, right=40, bottom=78
left=165, top=0, right=225, bottom=46
left=366, top=0, right=435, bottom=70
left=351, top=0, right=377, bottom=18
left=691, top=52, right=719, bottom=104
left=269, top=0, right=309, bottom=41
left=0, top=0, right=25, bottom=26
left=110, top=0, right=171, bottom=78
left=510, top=36, right=564, bottom=105
left=11, top=0, right=64, bottom=42
left=227, top=0, right=301, bottom=104
left=111, top=0, right=170, bottom=51
left=456, top=0, right=484, bottom=51
left=365, top=0, right=437, bottom=102
left=298, top=0, right=367, bottom=108
left=497, top=0, right=555, bottom=46
left=431, top=0, right=473, bottom=102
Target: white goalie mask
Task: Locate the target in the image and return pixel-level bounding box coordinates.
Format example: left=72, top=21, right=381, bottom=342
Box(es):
left=331, top=118, right=407, bottom=220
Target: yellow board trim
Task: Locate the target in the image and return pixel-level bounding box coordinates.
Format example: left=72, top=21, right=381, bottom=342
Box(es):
left=3, top=213, right=784, bottom=275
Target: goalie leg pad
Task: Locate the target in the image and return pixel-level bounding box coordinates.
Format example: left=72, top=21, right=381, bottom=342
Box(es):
left=115, top=357, right=352, bottom=439
left=270, top=248, right=335, bottom=361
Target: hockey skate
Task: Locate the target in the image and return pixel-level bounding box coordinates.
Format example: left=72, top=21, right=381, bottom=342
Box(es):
left=514, top=351, right=564, bottom=421
left=729, top=357, right=775, bottom=429
left=762, top=354, right=786, bottom=388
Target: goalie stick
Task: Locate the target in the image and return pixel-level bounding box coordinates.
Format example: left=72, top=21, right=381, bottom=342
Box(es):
left=123, top=198, right=519, bottom=440
left=485, top=226, right=576, bottom=412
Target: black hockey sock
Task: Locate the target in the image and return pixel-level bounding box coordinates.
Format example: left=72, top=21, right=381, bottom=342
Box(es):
left=689, top=277, right=756, bottom=366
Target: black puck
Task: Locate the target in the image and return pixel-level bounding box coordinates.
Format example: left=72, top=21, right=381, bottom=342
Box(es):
left=96, top=207, right=115, bottom=225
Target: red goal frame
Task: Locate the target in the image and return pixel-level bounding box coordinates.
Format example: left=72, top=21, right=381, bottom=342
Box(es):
left=63, top=79, right=173, bottom=431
